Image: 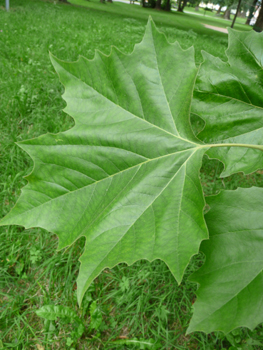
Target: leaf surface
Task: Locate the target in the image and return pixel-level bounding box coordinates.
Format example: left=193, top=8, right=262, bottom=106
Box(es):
left=192, top=29, right=263, bottom=176
left=188, top=187, right=263, bottom=334
left=0, top=19, right=208, bottom=304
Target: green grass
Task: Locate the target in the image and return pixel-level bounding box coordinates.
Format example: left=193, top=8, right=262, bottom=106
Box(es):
left=182, top=5, right=248, bottom=25
left=0, top=0, right=263, bottom=349
left=70, top=0, right=251, bottom=33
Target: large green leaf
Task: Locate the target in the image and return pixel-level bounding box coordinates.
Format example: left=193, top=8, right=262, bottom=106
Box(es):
left=192, top=29, right=263, bottom=176
left=0, top=19, right=208, bottom=304
left=188, top=187, right=263, bottom=334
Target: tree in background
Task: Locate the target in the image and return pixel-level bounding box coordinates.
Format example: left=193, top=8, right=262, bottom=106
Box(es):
left=141, top=0, right=157, bottom=7
left=236, top=0, right=248, bottom=17
left=154, top=0, right=171, bottom=10
left=212, top=0, right=254, bottom=19
left=164, top=0, right=171, bottom=10
left=223, top=0, right=234, bottom=19
left=231, top=0, right=242, bottom=26
left=159, top=0, right=171, bottom=10
left=188, top=0, right=202, bottom=11
left=254, top=1, right=263, bottom=30
left=192, top=0, right=201, bottom=11
left=155, top=0, right=162, bottom=9
left=213, top=0, right=225, bottom=14
left=245, top=0, right=258, bottom=24
left=177, top=0, right=188, bottom=11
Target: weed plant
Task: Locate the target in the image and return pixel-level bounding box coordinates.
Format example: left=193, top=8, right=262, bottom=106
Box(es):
left=0, top=0, right=263, bottom=349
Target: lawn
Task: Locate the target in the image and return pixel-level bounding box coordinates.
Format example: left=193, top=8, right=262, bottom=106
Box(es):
left=70, top=0, right=251, bottom=33
left=0, top=0, right=262, bottom=349
left=182, top=5, right=248, bottom=24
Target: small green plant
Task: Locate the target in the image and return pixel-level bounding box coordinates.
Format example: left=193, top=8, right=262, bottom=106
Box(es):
left=1, top=17, right=263, bottom=336
left=36, top=304, right=85, bottom=348
left=89, top=301, right=103, bottom=331
left=29, top=246, right=41, bottom=264
left=35, top=283, right=104, bottom=348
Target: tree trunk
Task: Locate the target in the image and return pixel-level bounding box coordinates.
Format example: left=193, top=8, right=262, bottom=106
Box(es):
left=181, top=0, right=187, bottom=11
left=155, top=0, right=161, bottom=9
left=216, top=5, right=222, bottom=14
left=254, top=6, right=263, bottom=31
left=177, top=0, right=183, bottom=11
left=246, top=0, right=257, bottom=25
left=224, top=8, right=231, bottom=19
left=231, top=0, right=242, bottom=28
left=164, top=0, right=170, bottom=11
left=195, top=5, right=199, bottom=11
left=141, top=0, right=146, bottom=6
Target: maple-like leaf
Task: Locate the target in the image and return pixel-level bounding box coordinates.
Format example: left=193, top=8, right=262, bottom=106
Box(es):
left=192, top=29, right=263, bottom=177
left=0, top=19, right=209, bottom=304
left=188, top=187, right=263, bottom=334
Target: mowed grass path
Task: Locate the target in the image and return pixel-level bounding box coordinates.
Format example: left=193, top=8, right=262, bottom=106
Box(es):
left=1, top=1, right=263, bottom=349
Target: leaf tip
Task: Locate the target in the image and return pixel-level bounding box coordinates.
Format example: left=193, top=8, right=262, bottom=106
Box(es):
left=77, top=286, right=85, bottom=307
left=49, top=52, right=59, bottom=68
left=185, top=326, right=193, bottom=335
left=146, top=15, right=155, bottom=31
